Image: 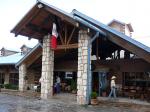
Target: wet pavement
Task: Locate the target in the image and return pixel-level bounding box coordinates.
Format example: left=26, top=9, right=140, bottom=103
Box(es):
left=0, top=93, right=150, bottom=112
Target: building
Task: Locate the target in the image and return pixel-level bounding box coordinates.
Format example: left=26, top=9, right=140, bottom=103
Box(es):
left=108, top=19, right=134, bottom=37
left=11, top=1, right=150, bottom=104
left=0, top=46, right=31, bottom=86
left=0, top=47, right=18, bottom=56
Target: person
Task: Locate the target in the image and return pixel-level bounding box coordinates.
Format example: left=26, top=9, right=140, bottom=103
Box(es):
left=108, top=76, right=117, bottom=98
left=39, top=77, right=43, bottom=84
left=56, top=76, right=61, bottom=93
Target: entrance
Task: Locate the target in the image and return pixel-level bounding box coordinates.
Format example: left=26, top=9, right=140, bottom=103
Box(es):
left=92, top=71, right=109, bottom=97
left=54, top=71, right=77, bottom=94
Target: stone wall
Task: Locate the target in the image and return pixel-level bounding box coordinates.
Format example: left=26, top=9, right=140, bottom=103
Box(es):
left=77, top=30, right=91, bottom=104
left=27, top=70, right=35, bottom=84
left=41, top=35, right=54, bottom=99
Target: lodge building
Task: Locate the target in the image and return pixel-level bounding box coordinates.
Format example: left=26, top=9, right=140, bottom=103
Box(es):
left=0, top=45, right=30, bottom=86
left=10, top=1, right=150, bottom=104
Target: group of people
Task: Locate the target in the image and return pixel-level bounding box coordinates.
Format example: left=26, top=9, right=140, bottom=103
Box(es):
left=39, top=74, right=116, bottom=98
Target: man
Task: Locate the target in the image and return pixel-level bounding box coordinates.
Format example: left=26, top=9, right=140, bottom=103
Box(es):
left=108, top=76, right=117, bottom=98
left=56, top=76, right=61, bottom=93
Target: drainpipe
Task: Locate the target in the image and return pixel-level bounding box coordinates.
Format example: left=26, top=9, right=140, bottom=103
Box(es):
left=87, top=32, right=99, bottom=104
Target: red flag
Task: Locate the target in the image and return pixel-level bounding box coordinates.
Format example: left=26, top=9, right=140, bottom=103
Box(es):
left=51, top=23, right=58, bottom=49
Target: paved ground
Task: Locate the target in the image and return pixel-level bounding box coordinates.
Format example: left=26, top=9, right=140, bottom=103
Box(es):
left=0, top=93, right=150, bottom=112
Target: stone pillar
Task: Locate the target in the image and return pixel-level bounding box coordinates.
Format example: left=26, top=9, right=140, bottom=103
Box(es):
left=41, top=35, right=54, bottom=99
left=77, top=30, right=91, bottom=104
left=19, top=63, right=27, bottom=91
left=4, top=72, right=9, bottom=84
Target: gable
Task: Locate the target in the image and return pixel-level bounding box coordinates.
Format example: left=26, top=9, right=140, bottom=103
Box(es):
left=11, top=1, right=150, bottom=63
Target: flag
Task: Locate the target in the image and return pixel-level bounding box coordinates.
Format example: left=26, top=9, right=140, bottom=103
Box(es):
left=51, top=23, right=58, bottom=49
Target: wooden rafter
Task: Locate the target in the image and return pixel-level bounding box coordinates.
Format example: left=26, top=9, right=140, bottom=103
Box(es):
left=67, top=27, right=76, bottom=45
left=26, top=51, right=42, bottom=67
left=96, top=38, right=99, bottom=60
left=55, top=17, right=65, bottom=45
left=56, top=43, right=78, bottom=50
left=65, top=24, right=67, bottom=44
left=44, top=6, right=78, bottom=27
left=29, top=14, right=51, bottom=39
left=58, top=30, right=65, bottom=45
left=15, top=8, right=41, bottom=37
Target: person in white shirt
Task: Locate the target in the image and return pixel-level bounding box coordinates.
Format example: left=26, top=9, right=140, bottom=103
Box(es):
left=108, top=76, right=117, bottom=98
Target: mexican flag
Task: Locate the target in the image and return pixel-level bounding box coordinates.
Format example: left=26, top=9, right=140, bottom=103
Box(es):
left=51, top=23, right=58, bottom=49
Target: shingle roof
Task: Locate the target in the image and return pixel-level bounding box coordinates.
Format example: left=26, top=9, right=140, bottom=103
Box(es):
left=0, top=53, right=24, bottom=65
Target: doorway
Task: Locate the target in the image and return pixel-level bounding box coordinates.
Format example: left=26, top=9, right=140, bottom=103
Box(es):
left=92, top=71, right=109, bottom=97
left=54, top=71, right=77, bottom=94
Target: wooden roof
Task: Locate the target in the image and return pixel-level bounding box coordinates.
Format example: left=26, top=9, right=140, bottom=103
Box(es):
left=11, top=1, right=78, bottom=40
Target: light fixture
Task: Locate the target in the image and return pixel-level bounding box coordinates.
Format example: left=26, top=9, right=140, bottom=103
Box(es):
left=37, top=4, right=43, bottom=9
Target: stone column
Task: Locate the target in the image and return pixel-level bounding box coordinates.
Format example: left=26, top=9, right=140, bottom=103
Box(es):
left=77, top=30, right=91, bottom=104
left=19, top=63, right=27, bottom=91
left=41, top=35, right=54, bottom=99
left=4, top=72, right=9, bottom=84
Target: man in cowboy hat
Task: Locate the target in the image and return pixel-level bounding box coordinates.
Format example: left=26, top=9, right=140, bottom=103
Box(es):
left=108, top=76, right=117, bottom=98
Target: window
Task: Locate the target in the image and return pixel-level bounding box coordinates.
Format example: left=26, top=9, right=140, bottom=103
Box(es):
left=9, top=73, right=18, bottom=85
left=122, top=72, right=150, bottom=87
left=0, top=73, right=4, bottom=84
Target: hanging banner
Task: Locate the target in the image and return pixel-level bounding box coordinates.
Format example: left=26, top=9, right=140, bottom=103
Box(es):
left=51, top=23, right=58, bottom=49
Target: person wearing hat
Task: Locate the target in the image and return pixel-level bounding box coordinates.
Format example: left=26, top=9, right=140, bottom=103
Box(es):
left=108, top=76, right=117, bottom=98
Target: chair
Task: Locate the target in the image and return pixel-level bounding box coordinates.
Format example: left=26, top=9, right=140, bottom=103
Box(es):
left=122, top=86, right=129, bottom=97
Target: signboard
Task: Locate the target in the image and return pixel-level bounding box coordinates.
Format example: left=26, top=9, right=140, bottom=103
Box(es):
left=65, top=72, right=73, bottom=79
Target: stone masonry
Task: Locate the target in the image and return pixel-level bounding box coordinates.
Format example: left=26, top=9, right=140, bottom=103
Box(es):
left=4, top=72, right=9, bottom=84
left=41, top=35, right=54, bottom=99
left=19, top=63, right=27, bottom=91
left=77, top=30, right=91, bottom=104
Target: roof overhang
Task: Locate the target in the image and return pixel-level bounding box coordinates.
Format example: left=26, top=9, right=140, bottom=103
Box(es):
left=11, top=1, right=79, bottom=40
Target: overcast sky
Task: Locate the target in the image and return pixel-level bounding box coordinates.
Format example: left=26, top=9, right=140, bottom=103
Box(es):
left=0, top=0, right=150, bottom=51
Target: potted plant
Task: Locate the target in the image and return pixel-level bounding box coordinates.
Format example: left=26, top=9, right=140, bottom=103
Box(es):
left=24, top=76, right=28, bottom=80
left=90, top=91, right=98, bottom=105
left=101, top=87, right=107, bottom=97
left=70, top=79, right=77, bottom=94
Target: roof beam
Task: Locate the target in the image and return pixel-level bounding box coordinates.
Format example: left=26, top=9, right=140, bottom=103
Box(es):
left=26, top=23, right=49, bottom=35
left=44, top=6, right=78, bottom=27
left=56, top=43, right=78, bottom=50
left=14, top=7, right=41, bottom=37
left=67, top=27, right=76, bottom=45
left=108, top=34, right=150, bottom=63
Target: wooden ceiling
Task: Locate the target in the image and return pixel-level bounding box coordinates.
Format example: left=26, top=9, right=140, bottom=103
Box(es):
left=11, top=2, right=79, bottom=41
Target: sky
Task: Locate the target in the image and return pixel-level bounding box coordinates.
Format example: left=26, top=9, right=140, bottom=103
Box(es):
left=0, top=0, right=150, bottom=51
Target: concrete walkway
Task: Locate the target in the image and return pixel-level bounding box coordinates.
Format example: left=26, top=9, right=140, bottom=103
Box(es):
left=0, top=89, right=150, bottom=112
left=98, top=97, right=150, bottom=106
